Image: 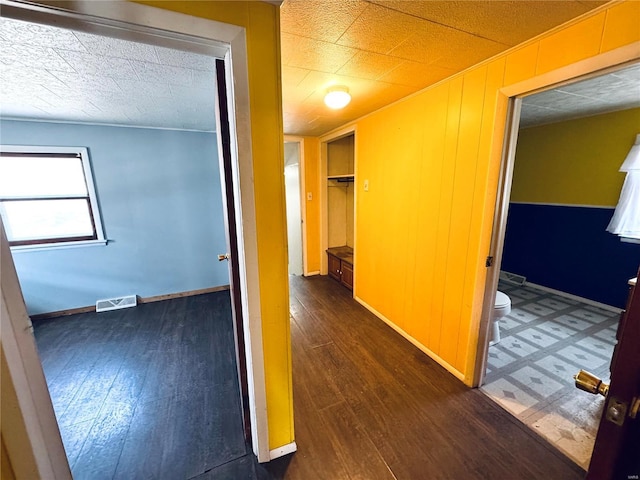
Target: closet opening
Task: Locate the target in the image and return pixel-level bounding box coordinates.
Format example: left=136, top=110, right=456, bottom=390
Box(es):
left=321, top=130, right=355, bottom=292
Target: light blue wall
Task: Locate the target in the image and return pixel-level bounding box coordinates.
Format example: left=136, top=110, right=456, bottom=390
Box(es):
left=1, top=120, right=229, bottom=315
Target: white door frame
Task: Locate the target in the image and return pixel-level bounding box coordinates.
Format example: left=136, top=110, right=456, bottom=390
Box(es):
left=472, top=51, right=640, bottom=387
left=0, top=1, right=271, bottom=474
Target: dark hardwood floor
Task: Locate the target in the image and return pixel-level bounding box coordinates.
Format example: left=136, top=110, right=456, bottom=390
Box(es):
left=267, top=275, right=586, bottom=480
left=33, top=292, right=258, bottom=480
left=35, top=277, right=588, bottom=479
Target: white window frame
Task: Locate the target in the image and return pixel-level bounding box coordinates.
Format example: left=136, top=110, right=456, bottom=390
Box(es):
left=0, top=145, right=106, bottom=251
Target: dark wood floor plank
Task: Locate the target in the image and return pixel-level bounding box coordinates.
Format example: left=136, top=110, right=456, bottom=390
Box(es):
left=270, top=276, right=586, bottom=480
left=290, top=320, right=345, bottom=411
left=190, top=454, right=256, bottom=480
left=33, top=291, right=251, bottom=480
left=318, top=402, right=396, bottom=480
left=70, top=400, right=136, bottom=480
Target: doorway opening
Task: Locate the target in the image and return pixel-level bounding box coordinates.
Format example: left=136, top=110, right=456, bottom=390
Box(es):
left=284, top=140, right=303, bottom=276
left=320, top=128, right=356, bottom=292
left=0, top=2, right=270, bottom=477
left=479, top=62, right=640, bottom=469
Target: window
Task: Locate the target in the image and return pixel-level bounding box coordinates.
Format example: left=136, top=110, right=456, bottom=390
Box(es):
left=0, top=146, right=105, bottom=249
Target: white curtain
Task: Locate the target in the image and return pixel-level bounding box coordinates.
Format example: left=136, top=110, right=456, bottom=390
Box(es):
left=607, top=134, right=640, bottom=239
left=607, top=170, right=640, bottom=238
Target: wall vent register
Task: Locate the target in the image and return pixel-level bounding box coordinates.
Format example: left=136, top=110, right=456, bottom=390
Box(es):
left=0, top=145, right=105, bottom=249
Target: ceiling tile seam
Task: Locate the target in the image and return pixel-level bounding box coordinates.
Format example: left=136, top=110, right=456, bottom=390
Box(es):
left=377, top=59, right=441, bottom=83
left=520, top=105, right=639, bottom=130
left=332, top=2, right=377, bottom=49
left=521, top=102, right=566, bottom=112
left=360, top=0, right=514, bottom=48
left=71, top=29, right=185, bottom=70
left=552, top=89, right=610, bottom=103
left=282, top=31, right=450, bottom=68
left=283, top=42, right=450, bottom=80
left=48, top=46, right=144, bottom=84
left=282, top=65, right=422, bottom=90
left=37, top=84, right=67, bottom=106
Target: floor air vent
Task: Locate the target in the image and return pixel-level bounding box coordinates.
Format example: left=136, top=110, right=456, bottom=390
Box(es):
left=499, top=271, right=527, bottom=286
left=96, top=295, right=137, bottom=312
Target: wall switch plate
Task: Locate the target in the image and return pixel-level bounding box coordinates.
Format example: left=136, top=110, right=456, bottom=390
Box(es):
left=364, top=179, right=369, bottom=192
left=307, top=192, right=313, bottom=200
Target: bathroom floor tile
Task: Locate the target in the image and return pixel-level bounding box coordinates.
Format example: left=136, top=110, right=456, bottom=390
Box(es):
left=554, top=314, right=593, bottom=331
left=487, top=349, right=518, bottom=369
left=537, top=298, right=571, bottom=310
left=534, top=355, right=576, bottom=384
left=506, top=309, right=540, bottom=323
left=556, top=345, right=608, bottom=371
left=509, top=289, right=541, bottom=300
left=521, top=303, right=556, bottom=317
left=481, top=378, right=538, bottom=415
left=482, top=282, right=619, bottom=470
left=574, top=337, right=614, bottom=360
left=515, top=328, right=560, bottom=348
left=509, top=365, right=564, bottom=397
left=534, top=320, right=577, bottom=339
left=570, top=308, right=608, bottom=324
left=498, top=336, right=539, bottom=357
left=498, top=315, right=522, bottom=331
left=592, top=326, right=617, bottom=343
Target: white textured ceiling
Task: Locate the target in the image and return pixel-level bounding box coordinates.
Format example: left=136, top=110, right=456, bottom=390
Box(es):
left=520, top=63, right=640, bottom=128
left=0, top=17, right=218, bottom=132
left=280, top=0, right=608, bottom=136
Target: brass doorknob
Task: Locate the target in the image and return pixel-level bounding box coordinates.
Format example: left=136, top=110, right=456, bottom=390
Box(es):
left=574, top=369, right=609, bottom=397
left=218, top=253, right=230, bottom=261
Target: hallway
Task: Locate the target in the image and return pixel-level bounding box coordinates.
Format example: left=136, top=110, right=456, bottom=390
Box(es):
left=268, top=275, right=585, bottom=479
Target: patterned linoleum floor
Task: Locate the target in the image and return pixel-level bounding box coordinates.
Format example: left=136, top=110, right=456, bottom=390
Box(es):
left=481, top=282, right=620, bottom=469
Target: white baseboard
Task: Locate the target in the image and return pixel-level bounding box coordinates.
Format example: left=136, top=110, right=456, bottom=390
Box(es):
left=354, top=296, right=466, bottom=382
left=304, top=271, right=320, bottom=276
left=269, top=441, right=297, bottom=461
left=524, top=282, right=623, bottom=314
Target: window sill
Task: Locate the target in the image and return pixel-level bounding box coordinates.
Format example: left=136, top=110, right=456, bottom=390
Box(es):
left=10, top=239, right=108, bottom=252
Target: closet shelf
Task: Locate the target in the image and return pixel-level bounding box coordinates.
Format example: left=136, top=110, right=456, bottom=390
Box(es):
left=327, top=174, right=354, bottom=182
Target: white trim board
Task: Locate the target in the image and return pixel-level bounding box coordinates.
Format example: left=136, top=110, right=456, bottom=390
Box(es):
left=524, top=281, right=623, bottom=314
left=354, top=295, right=466, bottom=382
left=509, top=201, right=615, bottom=209
left=269, top=441, right=297, bottom=460
left=1, top=116, right=216, bottom=133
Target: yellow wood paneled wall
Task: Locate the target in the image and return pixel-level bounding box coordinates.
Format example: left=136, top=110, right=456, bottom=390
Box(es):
left=329, top=1, right=640, bottom=384
left=136, top=1, right=293, bottom=449
left=302, top=137, right=321, bottom=273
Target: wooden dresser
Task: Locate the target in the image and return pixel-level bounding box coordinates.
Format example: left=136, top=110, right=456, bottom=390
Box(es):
left=327, top=246, right=353, bottom=290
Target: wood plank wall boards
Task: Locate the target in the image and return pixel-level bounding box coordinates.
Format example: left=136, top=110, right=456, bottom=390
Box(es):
left=301, top=137, right=321, bottom=274
left=304, top=0, right=640, bottom=384
left=265, top=276, right=586, bottom=479
left=28, top=286, right=231, bottom=321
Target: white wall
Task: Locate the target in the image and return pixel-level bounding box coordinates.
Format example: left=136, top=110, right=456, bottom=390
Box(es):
left=284, top=142, right=302, bottom=276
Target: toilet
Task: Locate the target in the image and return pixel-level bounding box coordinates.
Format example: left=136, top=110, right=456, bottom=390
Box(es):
left=490, top=291, right=511, bottom=346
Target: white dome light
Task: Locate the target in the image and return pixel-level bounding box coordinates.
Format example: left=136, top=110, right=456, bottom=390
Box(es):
left=324, top=86, right=351, bottom=109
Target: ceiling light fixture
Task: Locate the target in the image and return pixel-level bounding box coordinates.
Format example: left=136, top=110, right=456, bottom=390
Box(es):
left=324, top=86, right=351, bottom=109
